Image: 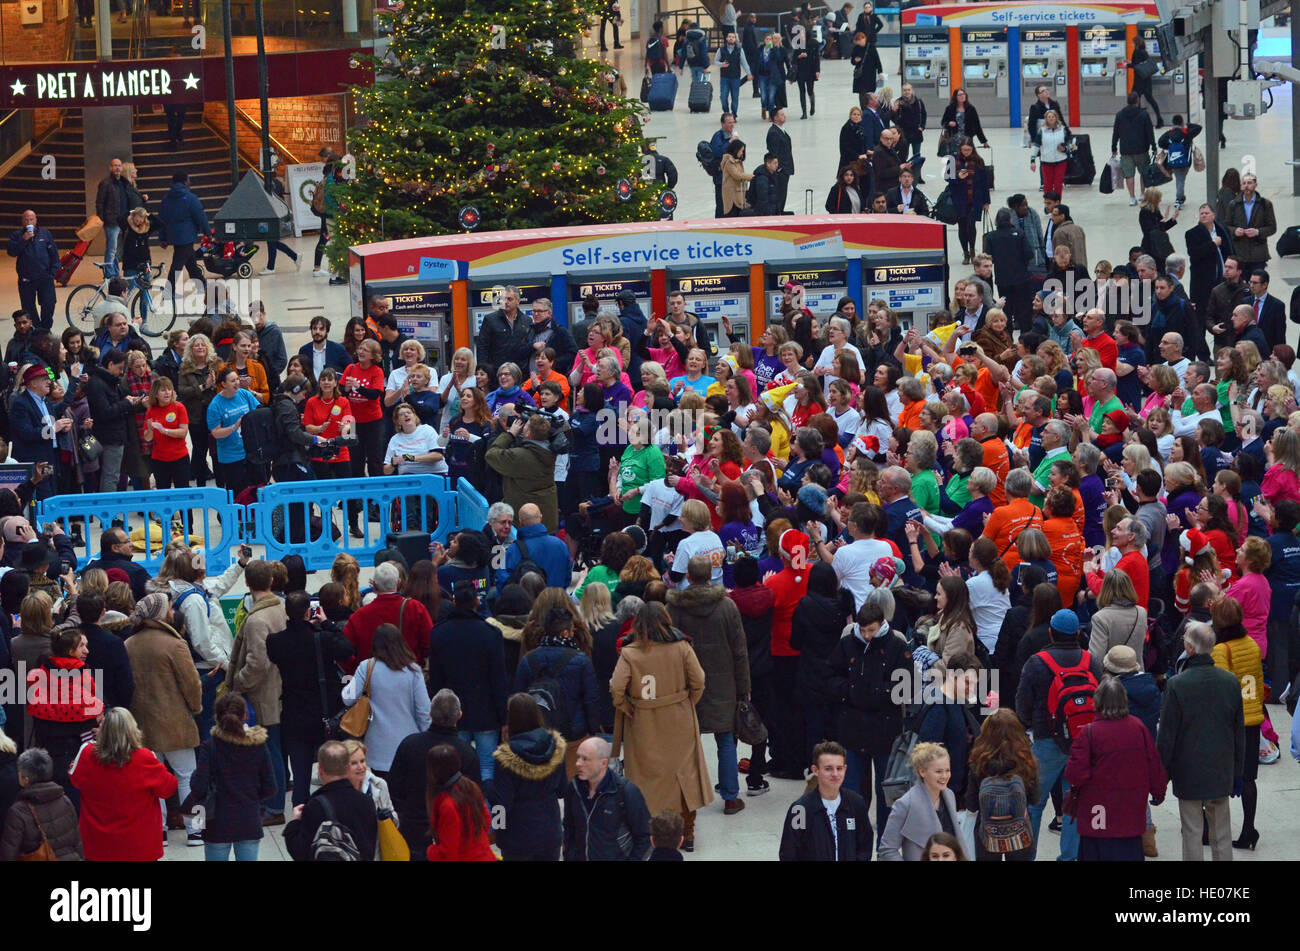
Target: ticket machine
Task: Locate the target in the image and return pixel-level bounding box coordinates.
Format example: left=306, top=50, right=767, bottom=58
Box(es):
left=1138, top=25, right=1189, bottom=122
left=567, top=276, right=652, bottom=327
left=861, top=253, right=948, bottom=333
left=386, top=287, right=454, bottom=372
left=958, top=27, right=1009, bottom=108
left=1019, top=28, right=1069, bottom=131
left=1078, top=25, right=1129, bottom=124
left=901, top=26, right=951, bottom=124
left=468, top=278, right=549, bottom=356
left=667, top=270, right=751, bottom=356
left=765, top=265, right=849, bottom=325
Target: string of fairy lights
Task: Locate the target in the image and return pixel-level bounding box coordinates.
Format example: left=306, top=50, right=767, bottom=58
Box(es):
left=326, top=0, right=668, bottom=263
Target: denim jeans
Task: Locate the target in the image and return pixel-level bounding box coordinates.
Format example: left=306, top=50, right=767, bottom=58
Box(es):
left=205, top=839, right=261, bottom=861
left=690, top=66, right=707, bottom=84
left=845, top=747, right=892, bottom=835
left=759, top=77, right=775, bottom=113
left=1172, top=167, right=1189, bottom=204
left=103, top=224, right=121, bottom=278
left=1029, top=737, right=1079, bottom=860
left=720, top=77, right=741, bottom=115
left=713, top=731, right=740, bottom=802
left=459, top=729, right=500, bottom=782
left=197, top=668, right=225, bottom=742
left=261, top=723, right=286, bottom=817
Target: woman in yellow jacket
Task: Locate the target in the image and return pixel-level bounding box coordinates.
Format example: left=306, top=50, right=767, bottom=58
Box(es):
left=1209, top=596, right=1264, bottom=850
left=720, top=140, right=754, bottom=216
left=222, top=330, right=271, bottom=405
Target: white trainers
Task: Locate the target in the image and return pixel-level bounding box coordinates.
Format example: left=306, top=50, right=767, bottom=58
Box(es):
left=1129, top=197, right=1138, bottom=206
left=258, top=267, right=275, bottom=276
left=313, top=267, right=329, bottom=277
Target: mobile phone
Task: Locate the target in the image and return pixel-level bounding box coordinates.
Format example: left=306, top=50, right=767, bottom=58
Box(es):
left=240, top=544, right=253, bottom=559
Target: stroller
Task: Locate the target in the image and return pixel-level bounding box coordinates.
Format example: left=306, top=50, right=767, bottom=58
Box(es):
left=199, top=232, right=259, bottom=279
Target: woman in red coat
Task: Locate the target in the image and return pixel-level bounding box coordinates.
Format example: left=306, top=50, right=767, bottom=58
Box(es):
left=1064, top=677, right=1168, bottom=862
left=425, top=744, right=496, bottom=862
left=70, top=708, right=178, bottom=861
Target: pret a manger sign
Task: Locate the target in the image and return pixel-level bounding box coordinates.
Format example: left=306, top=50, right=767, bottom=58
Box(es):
left=36, top=68, right=175, bottom=100
left=0, top=59, right=203, bottom=108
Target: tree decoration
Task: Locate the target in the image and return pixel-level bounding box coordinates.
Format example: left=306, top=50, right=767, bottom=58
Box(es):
left=323, top=0, right=666, bottom=266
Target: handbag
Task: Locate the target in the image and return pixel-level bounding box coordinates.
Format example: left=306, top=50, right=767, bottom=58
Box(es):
left=336, top=658, right=375, bottom=739
left=377, top=813, right=410, bottom=861
left=313, top=630, right=343, bottom=740
left=936, top=130, right=950, bottom=157
left=1099, top=159, right=1115, bottom=194
left=639, top=74, right=651, bottom=103
left=18, top=803, right=56, bottom=861
left=77, top=431, right=104, bottom=462
left=1192, top=145, right=1206, bottom=172
left=933, top=186, right=959, bottom=225
left=1134, top=58, right=1158, bottom=81
left=734, top=698, right=768, bottom=746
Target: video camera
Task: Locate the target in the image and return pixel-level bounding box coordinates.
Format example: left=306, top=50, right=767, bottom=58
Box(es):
left=503, top=403, right=570, bottom=455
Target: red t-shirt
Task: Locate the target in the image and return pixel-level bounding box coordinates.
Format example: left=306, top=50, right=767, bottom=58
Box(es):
left=302, top=395, right=354, bottom=463
left=1114, top=549, right=1150, bottom=609
left=1082, top=332, right=1118, bottom=371
left=341, top=363, right=386, bottom=423
left=146, top=402, right=189, bottom=462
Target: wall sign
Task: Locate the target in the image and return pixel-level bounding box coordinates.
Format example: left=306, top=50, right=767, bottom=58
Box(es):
left=0, top=59, right=203, bottom=108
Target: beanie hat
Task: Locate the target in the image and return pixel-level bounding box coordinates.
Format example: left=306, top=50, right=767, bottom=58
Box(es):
left=132, top=592, right=171, bottom=624
left=1049, top=608, right=1080, bottom=637
left=797, top=483, right=828, bottom=516
left=1104, top=409, right=1129, bottom=431
left=869, top=556, right=897, bottom=586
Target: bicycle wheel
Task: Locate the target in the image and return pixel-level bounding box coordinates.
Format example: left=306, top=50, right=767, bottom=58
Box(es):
left=65, top=284, right=102, bottom=334
left=132, top=282, right=175, bottom=337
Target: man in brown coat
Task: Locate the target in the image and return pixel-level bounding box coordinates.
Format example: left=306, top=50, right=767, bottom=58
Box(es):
left=123, top=592, right=202, bottom=841
left=668, top=555, right=752, bottom=815
left=485, top=414, right=559, bottom=532
left=228, top=560, right=289, bottom=824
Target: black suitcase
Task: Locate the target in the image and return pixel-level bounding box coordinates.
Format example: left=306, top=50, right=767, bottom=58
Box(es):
left=688, top=80, right=713, bottom=113
left=1064, top=133, right=1095, bottom=185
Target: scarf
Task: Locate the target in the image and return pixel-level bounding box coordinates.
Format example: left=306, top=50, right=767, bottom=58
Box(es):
left=540, top=634, right=578, bottom=650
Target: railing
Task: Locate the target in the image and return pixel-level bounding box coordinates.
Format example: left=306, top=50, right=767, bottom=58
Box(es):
left=35, top=475, right=491, bottom=574
left=233, top=103, right=305, bottom=166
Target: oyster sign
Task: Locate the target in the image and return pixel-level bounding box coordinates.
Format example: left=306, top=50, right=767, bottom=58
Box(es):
left=0, top=59, right=203, bottom=108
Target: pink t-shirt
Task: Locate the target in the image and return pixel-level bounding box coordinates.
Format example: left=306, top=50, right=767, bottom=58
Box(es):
left=1262, top=466, right=1300, bottom=506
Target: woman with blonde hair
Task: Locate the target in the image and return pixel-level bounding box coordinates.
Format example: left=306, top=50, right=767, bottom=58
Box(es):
left=177, top=332, right=225, bottom=483
left=1138, top=186, right=1179, bottom=267
left=611, top=601, right=712, bottom=850
left=330, top=552, right=361, bottom=612
left=1261, top=426, right=1300, bottom=506
left=71, top=707, right=178, bottom=861
left=437, top=346, right=476, bottom=430
left=879, top=741, right=961, bottom=860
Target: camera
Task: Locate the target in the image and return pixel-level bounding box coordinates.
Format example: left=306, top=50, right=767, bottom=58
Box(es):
left=507, top=404, right=571, bottom=454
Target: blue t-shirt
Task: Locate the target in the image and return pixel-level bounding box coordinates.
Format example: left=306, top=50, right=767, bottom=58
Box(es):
left=670, top=374, right=715, bottom=397
left=1266, top=531, right=1300, bottom=620
left=206, top=388, right=262, bottom=463
left=1116, top=343, right=1147, bottom=410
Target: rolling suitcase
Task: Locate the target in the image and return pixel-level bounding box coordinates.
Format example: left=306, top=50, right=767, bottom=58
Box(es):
left=688, top=79, right=713, bottom=113
left=1064, top=133, right=1095, bottom=185
left=648, top=71, right=678, bottom=111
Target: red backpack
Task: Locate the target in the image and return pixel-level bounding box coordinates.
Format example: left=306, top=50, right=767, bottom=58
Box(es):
left=1036, top=650, right=1098, bottom=749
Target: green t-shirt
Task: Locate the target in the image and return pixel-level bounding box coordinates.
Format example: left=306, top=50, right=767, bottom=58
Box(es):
left=1029, top=448, right=1068, bottom=507
left=619, top=444, right=666, bottom=514
left=947, top=472, right=972, bottom=510
left=574, top=564, right=620, bottom=601
left=1088, top=394, right=1123, bottom=435
left=911, top=468, right=942, bottom=546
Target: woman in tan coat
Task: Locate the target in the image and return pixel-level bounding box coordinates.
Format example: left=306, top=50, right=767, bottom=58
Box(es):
left=721, top=140, right=754, bottom=216
left=122, top=592, right=202, bottom=841
left=610, top=602, right=713, bottom=851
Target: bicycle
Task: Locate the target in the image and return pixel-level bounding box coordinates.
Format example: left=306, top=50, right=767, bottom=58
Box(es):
left=65, top=262, right=172, bottom=337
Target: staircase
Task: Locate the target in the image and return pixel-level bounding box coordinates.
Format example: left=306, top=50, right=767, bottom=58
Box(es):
left=0, top=116, right=86, bottom=251
left=131, top=112, right=254, bottom=223
left=70, top=22, right=196, bottom=60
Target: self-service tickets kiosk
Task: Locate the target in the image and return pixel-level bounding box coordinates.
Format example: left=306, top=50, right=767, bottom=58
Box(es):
left=567, top=277, right=653, bottom=326
left=468, top=278, right=549, bottom=350
left=1139, top=25, right=1188, bottom=122
left=1078, top=25, right=1129, bottom=124
left=668, top=271, right=751, bottom=356
left=862, top=253, right=948, bottom=333
left=901, top=26, right=951, bottom=124
left=765, top=266, right=849, bottom=323
left=959, top=28, right=1009, bottom=107
left=1020, top=29, right=1068, bottom=131
left=387, top=287, right=454, bottom=372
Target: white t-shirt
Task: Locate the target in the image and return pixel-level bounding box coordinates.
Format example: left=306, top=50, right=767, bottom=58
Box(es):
left=830, top=406, right=861, bottom=442
left=822, top=794, right=842, bottom=857
left=885, top=389, right=904, bottom=423
left=834, top=537, right=894, bottom=610
left=386, top=365, right=415, bottom=391
left=384, top=424, right=448, bottom=474
left=638, top=478, right=685, bottom=531
left=673, top=530, right=725, bottom=588
left=814, top=342, right=867, bottom=386
left=858, top=417, right=893, bottom=453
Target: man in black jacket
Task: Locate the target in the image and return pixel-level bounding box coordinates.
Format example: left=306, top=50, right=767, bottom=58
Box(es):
left=523, top=297, right=578, bottom=376
left=84, top=528, right=150, bottom=599
left=779, top=740, right=874, bottom=860
left=73, top=592, right=135, bottom=710
left=741, top=13, right=761, bottom=98
left=562, top=737, right=652, bottom=861
left=1204, top=256, right=1249, bottom=355
left=427, top=582, right=509, bottom=782
left=84, top=349, right=142, bottom=493
left=885, top=167, right=929, bottom=217
left=766, top=108, right=794, bottom=213
left=983, top=207, right=1035, bottom=332
left=271, top=376, right=322, bottom=544
left=1246, top=269, right=1287, bottom=352
left=7, top=210, right=59, bottom=330
left=284, top=740, right=378, bottom=860
left=475, top=285, right=529, bottom=373
left=1185, top=203, right=1234, bottom=338
left=1110, top=93, right=1156, bottom=206
left=751, top=153, right=781, bottom=216
left=387, top=688, right=481, bottom=860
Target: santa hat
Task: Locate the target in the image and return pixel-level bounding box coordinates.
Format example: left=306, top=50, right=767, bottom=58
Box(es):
left=853, top=433, right=880, bottom=454
left=1180, top=528, right=1213, bottom=565
left=779, top=529, right=810, bottom=583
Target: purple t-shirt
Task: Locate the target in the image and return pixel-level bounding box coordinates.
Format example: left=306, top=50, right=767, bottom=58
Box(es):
left=753, top=348, right=784, bottom=392
left=720, top=519, right=764, bottom=587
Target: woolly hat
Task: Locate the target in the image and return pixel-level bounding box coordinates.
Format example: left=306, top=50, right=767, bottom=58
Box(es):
left=1050, top=608, right=1080, bottom=637
left=132, top=592, right=171, bottom=623
left=1104, top=409, right=1129, bottom=431
left=797, top=483, right=828, bottom=516
left=869, top=556, right=897, bottom=586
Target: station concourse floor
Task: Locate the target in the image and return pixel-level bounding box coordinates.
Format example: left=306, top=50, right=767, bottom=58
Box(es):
left=3, top=28, right=1300, bottom=862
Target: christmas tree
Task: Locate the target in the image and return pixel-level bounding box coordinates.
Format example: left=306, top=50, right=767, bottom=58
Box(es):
left=329, top=0, right=666, bottom=262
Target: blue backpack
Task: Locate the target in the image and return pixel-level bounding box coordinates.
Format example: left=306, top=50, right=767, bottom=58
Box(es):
left=1166, top=138, right=1190, bottom=169
left=173, top=585, right=212, bottom=665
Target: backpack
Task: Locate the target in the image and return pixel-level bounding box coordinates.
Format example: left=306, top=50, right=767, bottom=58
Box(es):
left=506, top=536, right=545, bottom=587
left=1037, top=649, right=1098, bottom=749
left=311, top=796, right=362, bottom=861
left=173, top=585, right=212, bottom=666
left=646, top=35, right=665, bottom=65
left=524, top=648, right=578, bottom=737
left=687, top=35, right=708, bottom=66
left=696, top=140, right=721, bottom=177
left=880, top=726, right=918, bottom=807
left=1165, top=138, right=1190, bottom=169
left=977, top=772, right=1033, bottom=853
left=310, top=178, right=328, bottom=215
left=240, top=405, right=278, bottom=466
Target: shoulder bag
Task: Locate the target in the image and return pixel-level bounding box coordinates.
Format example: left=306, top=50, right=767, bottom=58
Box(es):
left=336, top=659, right=375, bottom=739
left=18, top=803, right=56, bottom=861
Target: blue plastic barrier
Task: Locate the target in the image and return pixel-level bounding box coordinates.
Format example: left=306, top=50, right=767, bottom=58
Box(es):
left=251, top=474, right=461, bottom=571
left=456, top=478, right=489, bottom=537
left=36, top=486, right=243, bottom=574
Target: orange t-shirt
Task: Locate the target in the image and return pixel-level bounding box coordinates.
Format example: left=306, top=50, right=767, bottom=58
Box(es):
left=1043, top=515, right=1085, bottom=605
left=898, top=399, right=925, bottom=431
left=982, top=498, right=1043, bottom=572
left=980, top=437, right=1010, bottom=506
